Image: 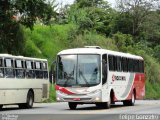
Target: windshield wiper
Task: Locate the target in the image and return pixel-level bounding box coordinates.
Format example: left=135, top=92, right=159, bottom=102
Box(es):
left=63, top=74, right=73, bottom=87
left=63, top=66, right=75, bottom=87
left=79, top=71, right=90, bottom=87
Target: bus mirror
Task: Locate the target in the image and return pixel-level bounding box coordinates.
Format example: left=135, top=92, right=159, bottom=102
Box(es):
left=50, top=60, right=56, bottom=85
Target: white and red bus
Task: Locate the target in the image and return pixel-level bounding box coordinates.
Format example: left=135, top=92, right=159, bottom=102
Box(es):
left=55, top=46, right=145, bottom=110
left=0, top=54, right=49, bottom=109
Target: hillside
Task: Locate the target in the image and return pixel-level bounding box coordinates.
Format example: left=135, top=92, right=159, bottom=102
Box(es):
left=23, top=24, right=160, bottom=100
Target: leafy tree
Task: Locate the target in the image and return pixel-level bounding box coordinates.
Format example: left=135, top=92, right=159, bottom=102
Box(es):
left=140, top=11, right=160, bottom=46
left=75, top=0, right=109, bottom=8
left=58, top=0, right=115, bottom=36
left=112, top=32, right=133, bottom=52
left=116, top=0, right=158, bottom=37
left=0, top=0, right=57, bottom=54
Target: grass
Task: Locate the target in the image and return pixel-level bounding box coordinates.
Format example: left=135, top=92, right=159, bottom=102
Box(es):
left=44, top=84, right=56, bottom=102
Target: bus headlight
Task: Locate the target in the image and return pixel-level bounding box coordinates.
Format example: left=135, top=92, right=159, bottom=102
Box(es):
left=89, top=89, right=101, bottom=101
left=56, top=97, right=60, bottom=101
left=95, top=97, right=100, bottom=101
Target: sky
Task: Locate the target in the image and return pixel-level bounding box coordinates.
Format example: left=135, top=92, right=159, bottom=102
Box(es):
left=56, top=0, right=116, bottom=7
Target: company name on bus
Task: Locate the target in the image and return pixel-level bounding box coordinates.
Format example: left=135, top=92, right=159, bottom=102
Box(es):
left=112, top=75, right=126, bottom=81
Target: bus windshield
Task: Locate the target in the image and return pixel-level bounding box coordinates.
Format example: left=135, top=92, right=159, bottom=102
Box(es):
left=57, top=54, right=100, bottom=87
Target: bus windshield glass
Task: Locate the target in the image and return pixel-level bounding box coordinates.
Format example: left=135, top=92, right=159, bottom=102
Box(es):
left=57, top=54, right=100, bottom=87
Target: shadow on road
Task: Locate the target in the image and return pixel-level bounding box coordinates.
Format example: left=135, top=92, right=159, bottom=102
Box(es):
left=66, top=104, right=137, bottom=111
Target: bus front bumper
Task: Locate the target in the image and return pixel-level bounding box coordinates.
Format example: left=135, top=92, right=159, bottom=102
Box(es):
left=56, top=90, right=102, bottom=103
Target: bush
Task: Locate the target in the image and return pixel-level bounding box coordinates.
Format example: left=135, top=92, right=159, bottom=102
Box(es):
left=23, top=24, right=76, bottom=66
left=112, top=32, right=133, bottom=52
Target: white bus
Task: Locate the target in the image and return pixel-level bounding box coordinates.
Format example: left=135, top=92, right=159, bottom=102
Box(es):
left=55, top=46, right=145, bottom=110
left=0, top=54, right=49, bottom=109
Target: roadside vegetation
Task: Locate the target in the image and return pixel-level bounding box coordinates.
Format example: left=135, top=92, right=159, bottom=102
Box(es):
left=1, top=0, right=160, bottom=101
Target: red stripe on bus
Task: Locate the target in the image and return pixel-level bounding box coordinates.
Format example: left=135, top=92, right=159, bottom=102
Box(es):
left=126, top=73, right=145, bottom=100
left=55, top=85, right=75, bottom=95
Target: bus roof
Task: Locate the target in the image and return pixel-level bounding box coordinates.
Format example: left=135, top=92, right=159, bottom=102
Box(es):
left=0, top=54, right=47, bottom=61
left=58, top=48, right=143, bottom=60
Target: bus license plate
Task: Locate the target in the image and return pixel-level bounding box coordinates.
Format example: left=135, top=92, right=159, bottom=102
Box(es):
left=73, top=98, right=80, bottom=101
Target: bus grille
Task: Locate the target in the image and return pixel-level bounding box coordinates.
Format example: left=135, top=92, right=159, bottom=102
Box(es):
left=63, top=98, right=92, bottom=101
left=42, top=84, right=48, bottom=98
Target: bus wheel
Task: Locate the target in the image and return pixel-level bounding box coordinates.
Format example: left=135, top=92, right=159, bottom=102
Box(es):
left=18, top=103, right=26, bottom=109
left=123, top=92, right=135, bottom=106
left=96, top=103, right=105, bottom=108
left=26, top=91, right=34, bottom=108
left=105, top=96, right=111, bottom=109
left=68, top=102, right=77, bottom=110
left=19, top=91, right=34, bottom=109
left=130, top=92, right=135, bottom=106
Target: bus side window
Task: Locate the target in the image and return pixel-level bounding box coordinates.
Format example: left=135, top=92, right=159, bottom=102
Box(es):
left=43, top=62, right=48, bottom=79
left=26, top=60, right=35, bottom=79
left=122, top=57, right=127, bottom=72
left=35, top=61, right=43, bottom=79
left=117, top=56, right=122, bottom=72
left=108, top=55, right=113, bottom=71
left=140, top=60, right=144, bottom=73
left=102, top=54, right=107, bottom=84
left=4, top=58, right=15, bottom=78
left=113, top=56, right=117, bottom=71
left=0, top=58, right=4, bottom=78
left=15, top=59, right=25, bottom=78
left=128, top=59, right=133, bottom=72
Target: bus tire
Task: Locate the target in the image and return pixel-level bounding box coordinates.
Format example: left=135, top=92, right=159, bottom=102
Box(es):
left=105, top=96, right=111, bottom=109
left=129, top=91, right=135, bottom=106
left=123, top=92, right=135, bottom=106
left=97, top=97, right=111, bottom=109
left=68, top=102, right=77, bottom=110
left=26, top=91, right=34, bottom=108
left=96, top=103, right=105, bottom=108
left=18, top=103, right=26, bottom=109
left=19, top=91, right=34, bottom=109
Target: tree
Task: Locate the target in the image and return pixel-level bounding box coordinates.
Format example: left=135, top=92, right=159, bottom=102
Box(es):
left=75, top=0, right=109, bottom=8
left=140, top=10, right=160, bottom=46
left=0, top=0, right=57, bottom=54
left=62, top=0, right=115, bottom=36
left=116, top=0, right=158, bottom=36
left=112, top=32, right=133, bottom=52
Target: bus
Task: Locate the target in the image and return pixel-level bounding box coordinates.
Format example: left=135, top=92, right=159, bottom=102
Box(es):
left=55, top=46, right=145, bottom=110
left=0, top=54, right=49, bottom=109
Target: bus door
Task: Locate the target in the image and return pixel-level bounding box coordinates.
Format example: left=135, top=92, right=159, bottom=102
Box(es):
left=101, top=54, right=108, bottom=101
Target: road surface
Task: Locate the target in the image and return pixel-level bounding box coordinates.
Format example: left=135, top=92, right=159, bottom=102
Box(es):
left=0, top=100, right=160, bottom=120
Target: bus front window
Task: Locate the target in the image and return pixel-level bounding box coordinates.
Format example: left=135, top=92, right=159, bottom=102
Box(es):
left=57, top=54, right=100, bottom=87
left=77, top=55, right=100, bottom=86
left=57, top=55, right=77, bottom=86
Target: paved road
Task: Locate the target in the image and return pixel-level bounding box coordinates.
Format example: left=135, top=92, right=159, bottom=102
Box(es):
left=0, top=100, right=160, bottom=120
